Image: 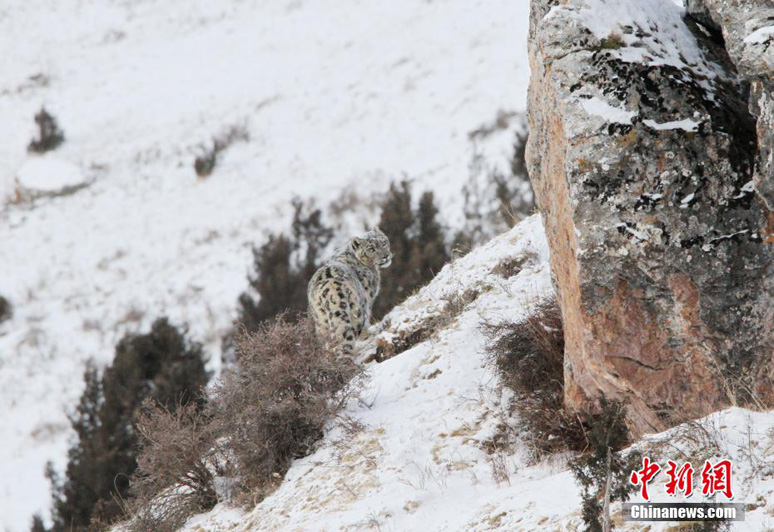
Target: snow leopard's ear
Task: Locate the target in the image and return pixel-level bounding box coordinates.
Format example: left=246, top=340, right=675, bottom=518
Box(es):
left=372, top=226, right=385, bottom=236
left=351, top=237, right=363, bottom=250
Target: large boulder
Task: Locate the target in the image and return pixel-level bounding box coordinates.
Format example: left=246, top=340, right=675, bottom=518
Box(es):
left=526, top=0, right=774, bottom=434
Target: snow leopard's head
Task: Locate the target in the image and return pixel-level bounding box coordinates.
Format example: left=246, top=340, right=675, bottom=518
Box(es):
left=351, top=227, right=392, bottom=268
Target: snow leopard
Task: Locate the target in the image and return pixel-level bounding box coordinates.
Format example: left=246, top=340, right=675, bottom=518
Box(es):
left=308, top=228, right=392, bottom=354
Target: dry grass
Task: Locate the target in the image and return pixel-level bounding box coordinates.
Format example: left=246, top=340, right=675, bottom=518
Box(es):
left=483, top=299, right=588, bottom=457
left=374, top=289, right=479, bottom=362
left=194, top=123, right=250, bottom=177
left=490, top=255, right=529, bottom=279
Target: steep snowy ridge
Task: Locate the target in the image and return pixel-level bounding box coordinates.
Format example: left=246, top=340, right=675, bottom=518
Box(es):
left=175, top=215, right=774, bottom=531
left=180, top=215, right=578, bottom=531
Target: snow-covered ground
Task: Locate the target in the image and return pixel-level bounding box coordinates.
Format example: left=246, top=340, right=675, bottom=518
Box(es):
left=0, top=0, right=530, bottom=529
left=181, top=214, right=571, bottom=531
left=174, top=215, right=774, bottom=532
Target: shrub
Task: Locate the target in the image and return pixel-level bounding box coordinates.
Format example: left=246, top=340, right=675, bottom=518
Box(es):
left=29, top=515, right=46, bottom=532
left=28, top=107, right=65, bottom=153
left=127, top=401, right=223, bottom=532
left=484, top=299, right=587, bottom=456
left=237, top=198, right=333, bottom=332
left=569, top=398, right=640, bottom=532
left=485, top=303, right=642, bottom=531
left=373, top=181, right=449, bottom=318
left=211, top=316, right=360, bottom=497
left=194, top=123, right=249, bottom=178
left=0, top=296, right=12, bottom=323
left=45, top=319, right=209, bottom=531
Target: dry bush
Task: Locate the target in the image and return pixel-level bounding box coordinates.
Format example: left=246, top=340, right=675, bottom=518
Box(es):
left=491, top=254, right=531, bottom=279
left=28, top=107, right=64, bottom=153
left=0, top=296, right=11, bottom=323
left=127, top=401, right=224, bottom=532
left=484, top=299, right=587, bottom=457
left=211, top=315, right=361, bottom=498
left=487, top=452, right=511, bottom=486
left=194, top=123, right=249, bottom=177
left=437, top=289, right=480, bottom=329
left=457, top=122, right=534, bottom=248
left=124, top=315, right=360, bottom=527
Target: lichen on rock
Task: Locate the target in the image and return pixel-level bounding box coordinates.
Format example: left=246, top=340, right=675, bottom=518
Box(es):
left=527, top=0, right=774, bottom=434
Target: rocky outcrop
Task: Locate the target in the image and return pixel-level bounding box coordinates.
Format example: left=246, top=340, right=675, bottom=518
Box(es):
left=685, top=0, right=774, bottom=209
left=526, top=0, right=774, bottom=434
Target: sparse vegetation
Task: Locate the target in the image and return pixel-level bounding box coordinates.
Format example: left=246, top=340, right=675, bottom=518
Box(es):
left=127, top=401, right=223, bottom=532
left=484, top=299, right=587, bottom=457
left=457, top=123, right=534, bottom=251
left=597, top=32, right=625, bottom=50
left=569, top=398, right=640, bottom=532
left=374, top=289, right=479, bottom=362
left=28, top=107, right=65, bottom=153
left=468, top=109, right=520, bottom=141
left=0, top=296, right=12, bottom=323
left=212, top=316, right=360, bottom=496
left=373, top=181, right=450, bottom=318
left=194, top=123, right=249, bottom=177
left=43, top=319, right=209, bottom=531
left=491, top=254, right=530, bottom=279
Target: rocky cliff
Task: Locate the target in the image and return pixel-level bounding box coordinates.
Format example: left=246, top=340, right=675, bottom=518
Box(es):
left=526, top=0, right=774, bottom=434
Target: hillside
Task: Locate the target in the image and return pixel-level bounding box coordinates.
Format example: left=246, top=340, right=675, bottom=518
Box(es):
left=168, top=216, right=774, bottom=531
left=6, top=0, right=774, bottom=530
left=0, top=1, right=530, bottom=529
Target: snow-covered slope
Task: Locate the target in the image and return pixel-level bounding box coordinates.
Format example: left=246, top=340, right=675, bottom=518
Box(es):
left=0, top=1, right=530, bottom=529
left=174, top=215, right=774, bottom=532
left=182, top=214, right=572, bottom=531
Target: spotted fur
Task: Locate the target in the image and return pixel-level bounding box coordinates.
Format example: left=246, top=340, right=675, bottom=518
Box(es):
left=308, top=228, right=392, bottom=354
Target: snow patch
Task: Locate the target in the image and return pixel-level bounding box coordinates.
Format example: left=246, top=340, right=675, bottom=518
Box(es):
left=14, top=157, right=89, bottom=200
left=744, top=25, right=774, bottom=44
left=643, top=118, right=700, bottom=132
left=569, top=0, right=720, bottom=97
left=581, top=97, right=638, bottom=124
